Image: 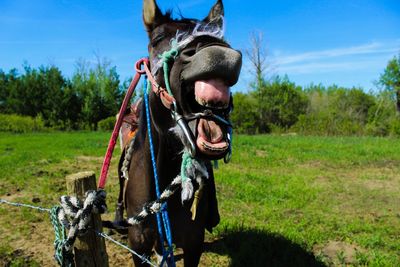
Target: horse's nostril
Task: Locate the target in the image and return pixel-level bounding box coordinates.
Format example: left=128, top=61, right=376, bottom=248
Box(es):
left=182, top=48, right=196, bottom=58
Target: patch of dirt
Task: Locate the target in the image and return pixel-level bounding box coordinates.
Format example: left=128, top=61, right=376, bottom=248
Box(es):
left=11, top=222, right=54, bottom=265
left=298, top=160, right=323, bottom=169
left=0, top=249, right=37, bottom=266
left=1, top=190, right=27, bottom=201
left=312, top=166, right=400, bottom=214
left=360, top=177, right=400, bottom=191
left=313, top=240, right=364, bottom=265
left=255, top=150, right=267, bottom=157
left=76, top=156, right=104, bottom=162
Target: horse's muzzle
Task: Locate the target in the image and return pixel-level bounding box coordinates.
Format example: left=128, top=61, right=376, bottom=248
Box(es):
left=181, top=46, right=242, bottom=86
left=178, top=44, right=241, bottom=160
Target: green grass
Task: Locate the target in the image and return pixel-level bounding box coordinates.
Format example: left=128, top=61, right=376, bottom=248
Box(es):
left=0, top=132, right=399, bottom=266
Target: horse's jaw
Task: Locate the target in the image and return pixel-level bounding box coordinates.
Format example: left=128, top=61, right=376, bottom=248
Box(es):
left=194, top=79, right=230, bottom=157
left=196, top=118, right=229, bottom=156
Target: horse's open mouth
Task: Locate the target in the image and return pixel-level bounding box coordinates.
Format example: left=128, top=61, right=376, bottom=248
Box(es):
left=193, top=79, right=231, bottom=158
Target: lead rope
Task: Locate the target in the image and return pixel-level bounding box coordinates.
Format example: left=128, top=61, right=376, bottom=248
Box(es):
left=142, top=43, right=183, bottom=267
left=143, top=78, right=176, bottom=267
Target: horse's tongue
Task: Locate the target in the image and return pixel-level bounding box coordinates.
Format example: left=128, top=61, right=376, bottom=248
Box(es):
left=194, top=79, right=230, bottom=107
left=198, top=119, right=223, bottom=144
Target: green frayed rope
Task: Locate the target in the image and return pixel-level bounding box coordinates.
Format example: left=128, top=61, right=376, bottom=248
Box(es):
left=50, top=206, right=75, bottom=267
left=158, top=40, right=179, bottom=97
left=157, top=42, right=195, bottom=183
left=180, top=151, right=193, bottom=183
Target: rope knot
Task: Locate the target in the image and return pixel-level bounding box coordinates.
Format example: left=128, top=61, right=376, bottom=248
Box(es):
left=159, top=48, right=179, bottom=64
left=159, top=39, right=179, bottom=65
left=51, top=190, right=107, bottom=266
left=180, top=151, right=209, bottom=203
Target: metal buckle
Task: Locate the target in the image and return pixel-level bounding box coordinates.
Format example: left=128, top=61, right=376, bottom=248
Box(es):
left=224, top=128, right=232, bottom=163
left=171, top=103, right=197, bottom=158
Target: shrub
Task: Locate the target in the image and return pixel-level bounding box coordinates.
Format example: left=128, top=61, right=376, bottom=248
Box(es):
left=231, top=92, right=259, bottom=134
left=0, top=114, right=45, bottom=133
left=389, top=117, right=400, bottom=136
left=98, top=116, right=116, bottom=131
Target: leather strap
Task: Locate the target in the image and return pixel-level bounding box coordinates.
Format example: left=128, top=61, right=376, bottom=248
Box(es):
left=135, top=58, right=176, bottom=110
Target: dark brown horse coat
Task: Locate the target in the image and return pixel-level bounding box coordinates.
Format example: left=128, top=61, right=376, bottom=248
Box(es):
left=119, top=1, right=242, bottom=266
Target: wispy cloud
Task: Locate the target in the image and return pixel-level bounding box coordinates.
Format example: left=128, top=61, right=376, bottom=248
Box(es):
left=272, top=40, right=400, bottom=74
left=275, top=41, right=399, bottom=65
left=279, top=59, right=384, bottom=74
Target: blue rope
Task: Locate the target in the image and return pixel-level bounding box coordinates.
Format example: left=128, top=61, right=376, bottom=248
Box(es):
left=143, top=77, right=176, bottom=267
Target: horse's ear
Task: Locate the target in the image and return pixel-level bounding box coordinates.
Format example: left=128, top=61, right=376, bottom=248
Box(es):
left=143, top=0, right=164, bottom=33
left=204, top=0, right=224, bottom=27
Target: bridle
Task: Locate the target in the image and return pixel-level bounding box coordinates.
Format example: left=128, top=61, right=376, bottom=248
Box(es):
left=98, top=36, right=233, bottom=190
left=140, top=40, right=233, bottom=161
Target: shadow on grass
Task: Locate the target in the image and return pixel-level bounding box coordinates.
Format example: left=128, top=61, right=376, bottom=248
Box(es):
left=205, top=228, right=326, bottom=267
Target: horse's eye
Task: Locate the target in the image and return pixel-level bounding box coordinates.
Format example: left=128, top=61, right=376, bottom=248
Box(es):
left=151, top=34, right=165, bottom=47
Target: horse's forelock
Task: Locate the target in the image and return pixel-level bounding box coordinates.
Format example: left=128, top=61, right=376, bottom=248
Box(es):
left=151, top=17, right=225, bottom=75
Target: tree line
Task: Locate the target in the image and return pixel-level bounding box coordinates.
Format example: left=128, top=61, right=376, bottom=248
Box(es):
left=0, top=59, right=123, bottom=130
left=231, top=75, right=399, bottom=136
left=1, top=53, right=399, bottom=135
left=232, top=32, right=400, bottom=136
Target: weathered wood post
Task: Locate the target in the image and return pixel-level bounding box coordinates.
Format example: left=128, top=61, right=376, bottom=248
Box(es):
left=66, top=171, right=109, bottom=267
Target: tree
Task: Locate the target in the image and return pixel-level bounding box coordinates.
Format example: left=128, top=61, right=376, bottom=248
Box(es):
left=71, top=57, right=122, bottom=130
left=245, top=31, right=279, bottom=133
left=230, top=92, right=258, bottom=134
left=247, top=32, right=267, bottom=90
left=0, top=69, right=9, bottom=113
left=379, top=53, right=400, bottom=113
left=253, top=76, right=307, bottom=131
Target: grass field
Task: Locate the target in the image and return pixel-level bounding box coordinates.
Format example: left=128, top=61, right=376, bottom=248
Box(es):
left=0, top=132, right=399, bottom=266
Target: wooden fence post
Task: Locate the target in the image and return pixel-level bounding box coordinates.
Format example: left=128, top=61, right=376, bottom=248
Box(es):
left=66, top=171, right=109, bottom=267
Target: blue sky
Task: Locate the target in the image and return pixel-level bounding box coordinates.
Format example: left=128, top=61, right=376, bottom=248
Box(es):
left=0, top=0, right=399, bottom=92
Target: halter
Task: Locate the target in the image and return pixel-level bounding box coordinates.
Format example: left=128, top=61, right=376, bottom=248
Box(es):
left=98, top=37, right=233, bottom=188
left=137, top=43, right=233, bottom=160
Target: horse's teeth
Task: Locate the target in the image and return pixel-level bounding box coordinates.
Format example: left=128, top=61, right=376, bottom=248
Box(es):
left=195, top=96, right=228, bottom=109
left=195, top=96, right=208, bottom=107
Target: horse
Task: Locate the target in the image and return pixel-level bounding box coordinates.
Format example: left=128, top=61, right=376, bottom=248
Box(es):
left=116, top=0, right=242, bottom=266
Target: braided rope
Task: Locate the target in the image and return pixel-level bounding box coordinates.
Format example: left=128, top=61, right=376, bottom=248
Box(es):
left=50, top=206, right=74, bottom=267
left=124, top=151, right=209, bottom=226
left=0, top=198, right=157, bottom=266
left=121, top=137, right=136, bottom=180
left=126, top=176, right=181, bottom=225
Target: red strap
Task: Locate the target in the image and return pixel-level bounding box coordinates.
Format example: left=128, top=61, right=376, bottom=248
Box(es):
left=97, top=58, right=176, bottom=189
left=97, top=60, right=143, bottom=189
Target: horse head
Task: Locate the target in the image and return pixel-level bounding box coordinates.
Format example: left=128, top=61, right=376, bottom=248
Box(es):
left=143, top=0, right=242, bottom=160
